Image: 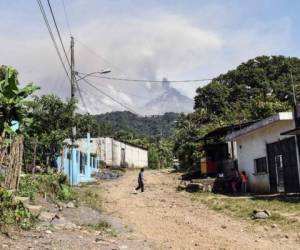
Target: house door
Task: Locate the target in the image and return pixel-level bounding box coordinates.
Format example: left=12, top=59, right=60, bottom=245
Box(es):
left=274, top=155, right=285, bottom=192
left=267, top=137, right=300, bottom=193
left=121, top=148, right=125, bottom=167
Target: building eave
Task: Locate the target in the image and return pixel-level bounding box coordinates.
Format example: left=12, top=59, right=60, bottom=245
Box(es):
left=226, top=112, right=293, bottom=140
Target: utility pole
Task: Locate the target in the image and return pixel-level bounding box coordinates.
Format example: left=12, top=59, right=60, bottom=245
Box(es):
left=70, top=36, right=76, bottom=185
left=291, top=72, right=297, bottom=106
left=70, top=36, right=75, bottom=101
left=70, top=36, right=76, bottom=143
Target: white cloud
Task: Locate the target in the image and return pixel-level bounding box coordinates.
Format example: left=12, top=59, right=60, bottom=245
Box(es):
left=0, top=4, right=294, bottom=114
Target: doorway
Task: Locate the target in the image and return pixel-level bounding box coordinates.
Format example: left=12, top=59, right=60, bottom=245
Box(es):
left=267, top=137, right=300, bottom=193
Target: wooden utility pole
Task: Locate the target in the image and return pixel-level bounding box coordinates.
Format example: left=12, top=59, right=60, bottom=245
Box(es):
left=70, top=36, right=76, bottom=141
left=70, top=36, right=75, bottom=102
left=70, top=36, right=76, bottom=185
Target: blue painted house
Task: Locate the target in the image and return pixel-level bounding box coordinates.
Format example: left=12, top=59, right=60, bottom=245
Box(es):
left=56, top=133, right=100, bottom=186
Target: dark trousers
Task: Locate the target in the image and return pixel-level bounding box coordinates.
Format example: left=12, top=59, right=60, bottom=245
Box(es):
left=241, top=182, right=247, bottom=194
left=136, top=181, right=144, bottom=192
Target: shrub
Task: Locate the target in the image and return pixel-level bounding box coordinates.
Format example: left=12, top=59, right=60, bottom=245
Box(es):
left=18, top=173, right=77, bottom=202
left=0, top=187, right=36, bottom=231
left=18, top=175, right=38, bottom=201
left=57, top=184, right=78, bottom=201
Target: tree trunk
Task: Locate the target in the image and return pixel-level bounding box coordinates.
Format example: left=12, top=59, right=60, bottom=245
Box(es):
left=32, top=140, right=37, bottom=175
left=4, top=135, right=24, bottom=191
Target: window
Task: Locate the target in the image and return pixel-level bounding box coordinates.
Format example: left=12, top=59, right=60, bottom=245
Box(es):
left=80, top=152, right=85, bottom=174
left=254, top=157, right=268, bottom=173
left=84, top=153, right=87, bottom=165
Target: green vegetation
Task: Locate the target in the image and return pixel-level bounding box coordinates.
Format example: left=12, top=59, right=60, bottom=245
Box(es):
left=193, top=193, right=300, bottom=229
left=94, top=111, right=178, bottom=138
left=77, top=188, right=103, bottom=212
left=194, top=55, right=298, bottom=123
left=85, top=221, right=117, bottom=237
left=0, top=187, right=36, bottom=232
left=18, top=173, right=77, bottom=202
left=174, top=55, right=300, bottom=170
left=0, top=66, right=38, bottom=137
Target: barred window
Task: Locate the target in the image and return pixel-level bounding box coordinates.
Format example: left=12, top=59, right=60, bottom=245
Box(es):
left=254, top=157, right=268, bottom=173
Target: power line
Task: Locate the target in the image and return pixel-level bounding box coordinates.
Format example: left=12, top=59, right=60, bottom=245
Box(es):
left=46, top=0, right=71, bottom=67
left=81, top=78, right=151, bottom=99
left=61, top=0, right=72, bottom=36
left=75, top=38, right=127, bottom=75
left=75, top=39, right=213, bottom=84
left=36, top=0, right=70, bottom=80
left=79, top=78, right=141, bottom=116
left=78, top=85, right=115, bottom=111
left=76, top=72, right=212, bottom=83
left=75, top=80, right=88, bottom=113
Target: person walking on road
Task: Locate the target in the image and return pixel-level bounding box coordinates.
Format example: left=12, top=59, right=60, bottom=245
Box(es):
left=136, top=168, right=145, bottom=192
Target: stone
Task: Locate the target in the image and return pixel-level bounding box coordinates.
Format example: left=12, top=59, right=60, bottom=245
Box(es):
left=14, top=196, right=30, bottom=205
left=66, top=201, right=75, bottom=208
left=24, top=204, right=42, bottom=217
left=186, top=183, right=204, bottom=193
left=221, top=225, right=227, bottom=229
left=39, top=212, right=56, bottom=222
left=45, top=230, right=52, bottom=234
left=253, top=211, right=269, bottom=219
left=56, top=202, right=64, bottom=211
left=51, top=216, right=77, bottom=230
left=263, top=210, right=272, bottom=217
left=271, top=224, right=277, bottom=228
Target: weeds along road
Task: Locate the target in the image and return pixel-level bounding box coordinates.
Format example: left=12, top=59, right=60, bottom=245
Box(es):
left=101, top=169, right=300, bottom=250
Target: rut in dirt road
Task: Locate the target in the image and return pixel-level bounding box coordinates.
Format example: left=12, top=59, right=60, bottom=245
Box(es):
left=102, top=169, right=300, bottom=250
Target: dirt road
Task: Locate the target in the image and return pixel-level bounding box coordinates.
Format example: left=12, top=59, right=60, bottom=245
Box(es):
left=1, top=169, right=300, bottom=249
left=102, top=169, right=300, bottom=250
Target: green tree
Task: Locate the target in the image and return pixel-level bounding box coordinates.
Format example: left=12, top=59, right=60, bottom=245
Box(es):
left=25, top=95, right=75, bottom=167
left=176, top=55, right=300, bottom=170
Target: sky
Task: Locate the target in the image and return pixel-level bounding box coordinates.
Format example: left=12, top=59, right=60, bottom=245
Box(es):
left=0, top=0, right=300, bottom=114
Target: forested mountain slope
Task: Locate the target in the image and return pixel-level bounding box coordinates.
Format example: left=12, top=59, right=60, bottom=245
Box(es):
left=94, top=111, right=179, bottom=138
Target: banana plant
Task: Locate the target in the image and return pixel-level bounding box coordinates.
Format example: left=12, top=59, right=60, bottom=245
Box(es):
left=0, top=66, right=39, bottom=138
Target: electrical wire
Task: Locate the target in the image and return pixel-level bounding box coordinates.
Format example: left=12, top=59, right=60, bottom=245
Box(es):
left=75, top=38, right=126, bottom=75
left=61, top=0, right=72, bottom=36
left=78, top=85, right=115, bottom=111
left=75, top=39, right=213, bottom=84
left=79, top=78, right=141, bottom=116
left=76, top=72, right=212, bottom=83
left=81, top=78, right=151, bottom=99
left=75, top=80, right=88, bottom=113
left=36, top=0, right=70, bottom=80
left=46, top=0, right=71, bottom=67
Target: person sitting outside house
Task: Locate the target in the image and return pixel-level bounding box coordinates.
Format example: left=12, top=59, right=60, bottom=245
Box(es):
left=135, top=168, right=145, bottom=192
left=240, top=171, right=248, bottom=194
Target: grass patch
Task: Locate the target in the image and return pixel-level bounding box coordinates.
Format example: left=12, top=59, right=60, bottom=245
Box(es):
left=0, top=187, right=36, bottom=233
left=85, top=221, right=117, bottom=237
left=193, top=192, right=300, bottom=229
left=77, top=188, right=103, bottom=212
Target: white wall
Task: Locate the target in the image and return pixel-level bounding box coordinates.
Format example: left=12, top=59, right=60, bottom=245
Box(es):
left=92, top=137, right=148, bottom=168
left=236, top=120, right=295, bottom=193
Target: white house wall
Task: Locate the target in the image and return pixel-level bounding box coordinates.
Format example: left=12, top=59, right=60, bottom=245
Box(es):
left=91, top=137, right=148, bottom=168
left=236, top=120, right=295, bottom=193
